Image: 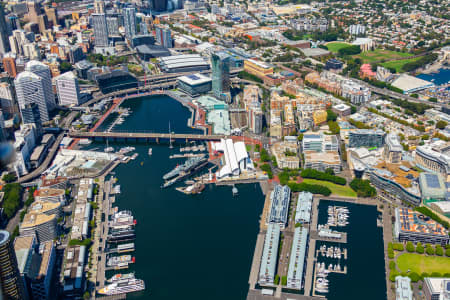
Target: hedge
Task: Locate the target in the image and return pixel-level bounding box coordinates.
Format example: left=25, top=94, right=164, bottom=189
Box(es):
left=288, top=182, right=332, bottom=196
left=300, top=169, right=346, bottom=185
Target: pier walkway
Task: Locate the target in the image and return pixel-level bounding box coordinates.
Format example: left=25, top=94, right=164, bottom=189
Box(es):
left=304, top=197, right=319, bottom=296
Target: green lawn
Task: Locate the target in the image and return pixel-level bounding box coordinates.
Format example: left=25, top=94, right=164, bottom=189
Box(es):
left=354, top=49, right=413, bottom=63
left=325, top=42, right=351, bottom=53
left=302, top=179, right=357, bottom=198
left=381, top=57, right=421, bottom=73
left=397, top=253, right=450, bottom=274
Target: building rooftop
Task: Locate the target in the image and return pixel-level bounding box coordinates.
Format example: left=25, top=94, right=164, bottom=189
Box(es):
left=177, top=73, right=211, bottom=85
left=21, top=213, right=56, bottom=228
left=304, top=151, right=340, bottom=164
left=396, top=207, right=448, bottom=237
left=34, top=188, right=65, bottom=198
left=29, top=200, right=61, bottom=214
left=419, top=173, right=446, bottom=200
left=37, top=241, right=53, bottom=279
left=391, top=74, right=434, bottom=92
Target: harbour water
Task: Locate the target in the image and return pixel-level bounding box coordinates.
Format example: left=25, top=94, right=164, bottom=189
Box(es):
left=315, top=200, right=387, bottom=300
left=95, top=95, right=265, bottom=299
left=91, top=95, right=387, bottom=299
left=417, top=68, right=450, bottom=85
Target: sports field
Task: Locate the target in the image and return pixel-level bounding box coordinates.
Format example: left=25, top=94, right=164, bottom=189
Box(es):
left=396, top=253, right=450, bottom=274
left=354, top=49, right=413, bottom=63
left=302, top=179, right=357, bottom=197
left=380, top=57, right=421, bottom=73
left=325, top=42, right=351, bottom=53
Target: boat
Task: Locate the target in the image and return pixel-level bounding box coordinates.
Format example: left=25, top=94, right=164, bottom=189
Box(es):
left=232, top=186, right=238, bottom=196
left=175, top=183, right=205, bottom=194
left=110, top=211, right=136, bottom=229
left=119, top=146, right=135, bottom=154
left=107, top=255, right=135, bottom=267
left=98, top=278, right=145, bottom=295
left=148, top=148, right=152, bottom=155
left=107, top=273, right=135, bottom=283
left=161, top=155, right=209, bottom=188
left=130, top=153, right=138, bottom=160
left=105, top=147, right=114, bottom=153
left=163, top=155, right=208, bottom=181
left=79, top=139, right=92, bottom=145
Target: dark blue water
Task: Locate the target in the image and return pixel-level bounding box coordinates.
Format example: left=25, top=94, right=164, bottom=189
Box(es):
left=94, top=96, right=387, bottom=300
left=417, top=68, right=450, bottom=85
left=98, top=95, right=265, bottom=299
left=315, top=200, right=387, bottom=300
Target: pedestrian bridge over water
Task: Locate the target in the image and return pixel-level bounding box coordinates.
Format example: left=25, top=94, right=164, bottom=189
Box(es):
left=68, top=131, right=227, bottom=142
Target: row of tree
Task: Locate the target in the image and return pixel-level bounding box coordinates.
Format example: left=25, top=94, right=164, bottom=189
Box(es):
left=1, top=183, right=22, bottom=219
left=300, top=169, right=346, bottom=185
left=288, top=182, right=332, bottom=196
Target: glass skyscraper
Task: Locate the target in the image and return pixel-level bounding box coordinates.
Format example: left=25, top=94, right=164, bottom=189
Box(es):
left=211, top=52, right=231, bottom=102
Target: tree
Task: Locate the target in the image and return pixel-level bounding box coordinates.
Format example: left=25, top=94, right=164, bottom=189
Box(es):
left=350, top=179, right=376, bottom=197
left=389, top=261, right=396, bottom=270
left=60, top=61, right=73, bottom=73
left=281, top=275, right=287, bottom=285
left=435, top=245, right=444, bottom=256
left=2, top=173, right=17, bottom=183
left=416, top=243, right=424, bottom=254
left=426, top=244, right=435, bottom=255
left=274, top=274, right=280, bottom=285
left=436, top=120, right=448, bottom=129
left=406, top=242, right=415, bottom=252
left=351, top=105, right=357, bottom=114
left=409, top=272, right=421, bottom=282
left=326, top=109, right=337, bottom=122
left=325, top=168, right=335, bottom=175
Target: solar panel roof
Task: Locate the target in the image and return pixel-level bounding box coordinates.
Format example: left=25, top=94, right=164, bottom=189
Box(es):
left=425, top=173, right=441, bottom=188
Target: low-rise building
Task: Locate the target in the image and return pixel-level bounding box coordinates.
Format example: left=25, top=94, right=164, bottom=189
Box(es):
left=267, top=185, right=291, bottom=228
left=423, top=277, right=450, bottom=300
left=294, top=192, right=313, bottom=224
left=19, top=212, right=57, bottom=243
left=286, top=227, right=308, bottom=290
left=419, top=173, right=447, bottom=203
left=332, top=103, right=351, bottom=117
left=244, top=59, right=273, bottom=79
left=34, top=188, right=66, bottom=204
left=395, top=276, right=413, bottom=300
left=272, top=138, right=300, bottom=169
left=312, top=110, right=327, bottom=126
left=394, top=207, right=449, bottom=246
left=348, top=129, right=385, bottom=148
left=414, top=141, right=450, bottom=180
left=304, top=151, right=341, bottom=174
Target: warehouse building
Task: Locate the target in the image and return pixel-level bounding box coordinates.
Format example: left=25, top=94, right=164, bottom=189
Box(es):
left=295, top=192, right=313, bottom=224
left=287, top=227, right=308, bottom=290
left=267, top=185, right=291, bottom=228
left=212, top=139, right=253, bottom=179
left=259, top=223, right=280, bottom=286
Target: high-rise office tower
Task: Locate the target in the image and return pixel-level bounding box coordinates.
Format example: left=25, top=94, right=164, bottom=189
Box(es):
left=55, top=72, right=81, bottom=106
left=155, top=25, right=172, bottom=48
left=44, top=7, right=58, bottom=27
left=37, top=14, right=48, bottom=33
left=21, top=103, right=43, bottom=137
left=0, top=230, right=26, bottom=299
left=68, top=45, right=84, bottom=64
left=26, top=1, right=41, bottom=23
left=92, top=13, right=109, bottom=47
left=211, top=52, right=231, bottom=102
left=8, top=15, right=21, bottom=31
left=151, top=0, right=167, bottom=12
left=3, top=57, right=17, bottom=78
left=0, top=4, right=11, bottom=54
left=94, top=0, right=105, bottom=14
left=15, top=71, right=50, bottom=122
left=123, top=7, right=137, bottom=39
left=106, top=16, right=120, bottom=36
left=25, top=61, right=56, bottom=111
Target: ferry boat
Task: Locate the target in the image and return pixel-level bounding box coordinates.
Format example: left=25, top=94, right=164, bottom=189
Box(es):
left=98, top=278, right=145, bottom=295
left=162, top=155, right=207, bottom=181
left=107, top=272, right=135, bottom=283
left=148, top=148, right=152, bottom=155
left=107, top=255, right=135, bottom=267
